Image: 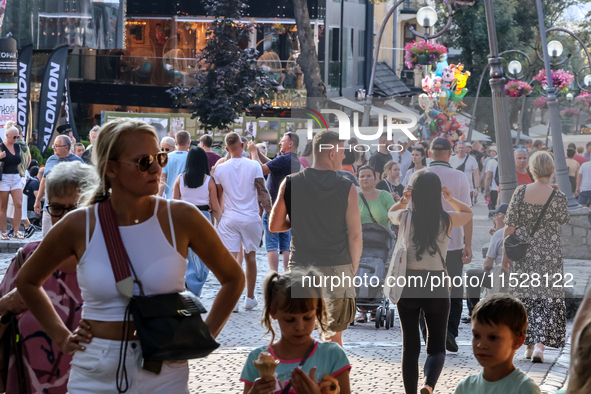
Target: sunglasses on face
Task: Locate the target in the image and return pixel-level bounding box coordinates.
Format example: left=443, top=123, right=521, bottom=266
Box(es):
left=47, top=203, right=77, bottom=218
left=119, top=152, right=168, bottom=172
left=161, top=147, right=171, bottom=152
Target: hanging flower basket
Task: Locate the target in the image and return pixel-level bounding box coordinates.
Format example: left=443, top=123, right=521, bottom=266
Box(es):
left=533, top=97, right=548, bottom=109
left=504, top=81, right=533, bottom=97
left=405, top=41, right=447, bottom=70
left=532, top=69, right=574, bottom=93
left=575, top=91, right=591, bottom=113
left=560, top=107, right=581, bottom=118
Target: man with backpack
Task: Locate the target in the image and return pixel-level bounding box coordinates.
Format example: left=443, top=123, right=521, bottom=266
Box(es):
left=449, top=141, right=480, bottom=204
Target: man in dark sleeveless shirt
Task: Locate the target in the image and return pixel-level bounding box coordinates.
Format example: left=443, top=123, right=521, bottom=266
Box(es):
left=270, top=131, right=362, bottom=346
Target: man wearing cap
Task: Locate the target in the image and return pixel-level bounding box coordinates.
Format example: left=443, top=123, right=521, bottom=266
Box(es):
left=391, top=136, right=412, bottom=181
left=462, top=203, right=509, bottom=323
left=411, top=137, right=472, bottom=352
left=484, top=145, right=499, bottom=212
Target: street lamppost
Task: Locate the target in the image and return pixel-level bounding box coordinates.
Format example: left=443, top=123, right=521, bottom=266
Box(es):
left=360, top=2, right=453, bottom=127
left=466, top=49, right=532, bottom=143
left=534, top=5, right=581, bottom=208
left=483, top=0, right=518, bottom=204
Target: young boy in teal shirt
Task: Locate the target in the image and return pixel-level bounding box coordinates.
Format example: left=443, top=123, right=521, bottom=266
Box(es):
left=454, top=294, right=541, bottom=394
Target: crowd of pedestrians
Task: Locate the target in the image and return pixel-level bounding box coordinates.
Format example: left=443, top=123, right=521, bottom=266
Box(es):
left=0, top=118, right=590, bottom=394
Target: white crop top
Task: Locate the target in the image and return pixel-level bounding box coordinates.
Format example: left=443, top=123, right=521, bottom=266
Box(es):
left=77, top=198, right=186, bottom=321
left=178, top=173, right=211, bottom=206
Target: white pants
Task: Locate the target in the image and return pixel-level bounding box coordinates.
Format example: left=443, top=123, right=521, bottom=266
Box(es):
left=42, top=210, right=52, bottom=237
left=7, top=194, right=27, bottom=221
left=67, top=338, right=189, bottom=394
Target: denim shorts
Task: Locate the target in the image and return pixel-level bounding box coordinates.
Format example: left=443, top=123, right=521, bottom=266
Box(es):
left=262, top=211, right=291, bottom=252
left=579, top=190, right=591, bottom=206
left=0, top=173, right=23, bottom=191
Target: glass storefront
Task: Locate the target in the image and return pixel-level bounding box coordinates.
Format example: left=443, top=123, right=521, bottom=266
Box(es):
left=1, top=0, right=124, bottom=49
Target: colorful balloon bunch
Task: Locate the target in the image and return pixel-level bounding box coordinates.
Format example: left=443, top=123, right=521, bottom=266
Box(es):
left=417, top=56, right=471, bottom=145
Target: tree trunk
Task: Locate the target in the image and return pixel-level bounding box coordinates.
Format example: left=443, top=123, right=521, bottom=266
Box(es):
left=293, top=0, right=326, bottom=105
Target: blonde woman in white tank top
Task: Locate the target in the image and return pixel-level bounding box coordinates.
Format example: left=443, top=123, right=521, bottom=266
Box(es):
left=16, top=119, right=244, bottom=393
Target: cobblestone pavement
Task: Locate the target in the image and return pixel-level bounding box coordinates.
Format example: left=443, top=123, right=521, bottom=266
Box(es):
left=0, top=202, right=586, bottom=393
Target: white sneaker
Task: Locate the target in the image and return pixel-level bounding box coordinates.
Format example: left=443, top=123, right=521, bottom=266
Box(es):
left=233, top=303, right=239, bottom=313
left=531, top=348, right=544, bottom=363
left=244, top=296, right=258, bottom=310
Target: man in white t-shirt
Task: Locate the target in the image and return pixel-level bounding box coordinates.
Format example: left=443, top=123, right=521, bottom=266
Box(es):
left=484, top=146, right=499, bottom=213
left=576, top=160, right=591, bottom=209
left=391, top=136, right=412, bottom=181
left=449, top=141, right=480, bottom=203
left=215, top=132, right=272, bottom=312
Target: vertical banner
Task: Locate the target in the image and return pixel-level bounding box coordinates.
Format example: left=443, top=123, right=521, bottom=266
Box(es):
left=0, top=37, right=18, bottom=141
left=17, top=44, right=33, bottom=140
left=63, top=74, right=79, bottom=141
left=37, top=45, right=69, bottom=155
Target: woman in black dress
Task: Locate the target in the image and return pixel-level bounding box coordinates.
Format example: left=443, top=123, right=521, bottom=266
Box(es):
left=502, top=151, right=570, bottom=363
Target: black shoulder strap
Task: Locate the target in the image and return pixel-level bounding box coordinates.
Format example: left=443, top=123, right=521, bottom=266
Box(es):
left=526, top=169, right=534, bottom=183
left=529, top=189, right=556, bottom=237
left=279, top=341, right=316, bottom=394
left=359, top=192, right=378, bottom=224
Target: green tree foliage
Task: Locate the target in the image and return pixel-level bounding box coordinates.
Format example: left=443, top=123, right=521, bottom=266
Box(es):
left=167, top=0, right=277, bottom=132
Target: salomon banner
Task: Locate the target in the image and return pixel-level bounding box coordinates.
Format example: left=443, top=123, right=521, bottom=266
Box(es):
left=63, top=76, right=79, bottom=142
left=37, top=45, right=69, bottom=155
left=17, top=44, right=32, bottom=139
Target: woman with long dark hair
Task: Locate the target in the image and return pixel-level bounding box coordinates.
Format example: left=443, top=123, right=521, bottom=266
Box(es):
left=402, top=147, right=427, bottom=186
left=173, top=147, right=221, bottom=297
left=389, top=171, right=473, bottom=394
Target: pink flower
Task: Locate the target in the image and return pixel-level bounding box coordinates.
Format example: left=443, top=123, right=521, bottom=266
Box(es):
left=504, top=80, right=533, bottom=97
left=533, top=69, right=574, bottom=93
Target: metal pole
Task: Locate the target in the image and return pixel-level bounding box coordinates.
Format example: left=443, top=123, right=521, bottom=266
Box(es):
left=535, top=0, right=578, bottom=207
left=483, top=0, right=518, bottom=205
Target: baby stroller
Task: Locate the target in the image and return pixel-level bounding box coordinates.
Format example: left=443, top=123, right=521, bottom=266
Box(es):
left=352, top=223, right=396, bottom=329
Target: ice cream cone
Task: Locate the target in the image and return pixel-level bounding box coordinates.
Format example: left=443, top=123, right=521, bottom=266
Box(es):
left=253, top=352, right=280, bottom=377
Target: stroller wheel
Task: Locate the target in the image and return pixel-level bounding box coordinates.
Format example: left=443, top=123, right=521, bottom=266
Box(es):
left=375, top=308, right=382, bottom=329
left=385, top=309, right=394, bottom=330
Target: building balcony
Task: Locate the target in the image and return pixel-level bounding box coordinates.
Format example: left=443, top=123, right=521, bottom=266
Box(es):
left=400, top=0, right=419, bottom=14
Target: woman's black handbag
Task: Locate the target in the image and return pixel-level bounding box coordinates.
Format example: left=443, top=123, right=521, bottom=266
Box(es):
left=98, top=200, right=219, bottom=391
left=504, top=189, right=556, bottom=261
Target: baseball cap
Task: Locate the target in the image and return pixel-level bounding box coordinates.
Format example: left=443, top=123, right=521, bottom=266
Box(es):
left=430, top=137, right=452, bottom=151
left=397, top=136, right=409, bottom=144
left=489, top=145, right=498, bottom=152
left=489, top=203, right=508, bottom=216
